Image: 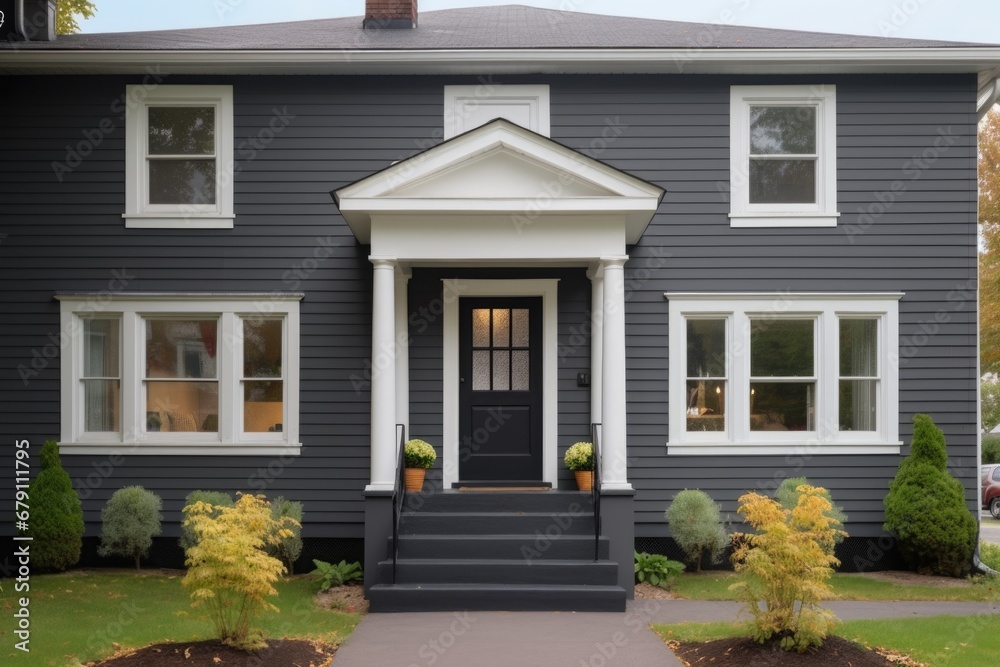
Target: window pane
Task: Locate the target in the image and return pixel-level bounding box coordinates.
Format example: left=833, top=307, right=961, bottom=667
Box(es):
left=512, top=350, right=529, bottom=391
left=492, top=350, right=510, bottom=391
left=149, top=159, right=217, bottom=205
left=750, top=106, right=816, bottom=155
left=472, top=309, right=490, bottom=347
left=245, top=380, right=284, bottom=433
left=512, top=309, right=530, bottom=348
left=84, top=319, right=119, bottom=377
left=750, top=382, right=814, bottom=431
left=492, top=308, right=510, bottom=348
left=840, top=319, right=878, bottom=377
left=146, top=319, right=218, bottom=378
left=687, top=319, right=725, bottom=377
left=686, top=380, right=725, bottom=432
left=148, top=107, right=215, bottom=155
left=146, top=381, right=219, bottom=432
left=840, top=379, right=877, bottom=432
left=244, top=319, right=282, bottom=378
left=749, top=159, right=815, bottom=204
left=84, top=379, right=120, bottom=432
left=472, top=350, right=490, bottom=390
left=750, top=319, right=813, bottom=377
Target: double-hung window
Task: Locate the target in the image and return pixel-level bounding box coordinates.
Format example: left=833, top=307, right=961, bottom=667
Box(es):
left=124, top=85, right=234, bottom=229
left=59, top=294, right=301, bottom=455
left=668, top=293, right=901, bottom=455
left=729, top=85, right=838, bottom=228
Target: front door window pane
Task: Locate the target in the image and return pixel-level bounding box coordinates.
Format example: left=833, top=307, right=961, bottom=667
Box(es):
left=471, top=307, right=530, bottom=392
left=145, top=319, right=219, bottom=433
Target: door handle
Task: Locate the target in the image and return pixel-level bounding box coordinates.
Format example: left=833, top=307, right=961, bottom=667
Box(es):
left=460, top=378, right=465, bottom=383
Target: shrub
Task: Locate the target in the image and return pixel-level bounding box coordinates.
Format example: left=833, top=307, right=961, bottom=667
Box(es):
left=666, top=489, right=729, bottom=573
left=564, top=442, right=594, bottom=471
left=404, top=439, right=437, bottom=469
left=983, top=434, right=1000, bottom=465
left=730, top=485, right=845, bottom=652
left=980, top=541, right=1000, bottom=572
left=179, top=490, right=234, bottom=551
left=265, top=497, right=303, bottom=574
left=311, top=559, right=364, bottom=591
left=774, top=477, right=848, bottom=551
left=98, top=486, right=163, bottom=570
left=883, top=414, right=977, bottom=577
left=24, top=440, right=84, bottom=571
left=182, top=493, right=298, bottom=651
left=634, top=551, right=685, bottom=589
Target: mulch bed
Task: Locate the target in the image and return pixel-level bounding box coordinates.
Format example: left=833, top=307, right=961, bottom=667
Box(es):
left=89, top=638, right=336, bottom=667
left=668, top=636, right=918, bottom=667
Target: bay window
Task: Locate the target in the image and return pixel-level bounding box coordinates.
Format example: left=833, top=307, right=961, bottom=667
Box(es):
left=667, top=293, right=901, bottom=455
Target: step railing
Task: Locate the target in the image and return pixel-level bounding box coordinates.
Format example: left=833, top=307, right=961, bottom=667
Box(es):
left=591, top=422, right=602, bottom=562
left=391, top=423, right=406, bottom=584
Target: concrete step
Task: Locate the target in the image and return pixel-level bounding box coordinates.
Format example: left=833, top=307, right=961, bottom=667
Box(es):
left=368, top=583, right=627, bottom=612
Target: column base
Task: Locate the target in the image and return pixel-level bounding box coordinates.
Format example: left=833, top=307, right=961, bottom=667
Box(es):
left=600, top=489, right=635, bottom=599
left=362, top=490, right=394, bottom=597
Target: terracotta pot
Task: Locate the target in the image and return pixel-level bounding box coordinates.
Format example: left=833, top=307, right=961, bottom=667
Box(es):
left=574, top=470, right=594, bottom=492
left=404, top=468, right=426, bottom=492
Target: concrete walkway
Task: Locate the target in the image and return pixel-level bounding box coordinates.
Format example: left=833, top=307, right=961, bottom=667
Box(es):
left=332, top=600, right=1000, bottom=666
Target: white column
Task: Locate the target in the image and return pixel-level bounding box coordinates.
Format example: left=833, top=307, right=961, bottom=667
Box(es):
left=587, top=265, right=604, bottom=429
left=368, top=256, right=398, bottom=492
left=394, top=267, right=411, bottom=441
left=600, top=256, right=631, bottom=490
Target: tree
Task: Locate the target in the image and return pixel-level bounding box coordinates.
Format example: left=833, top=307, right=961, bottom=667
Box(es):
left=56, top=1, right=97, bottom=35
left=98, top=486, right=163, bottom=570
left=983, top=376, right=1000, bottom=432
left=980, top=107, right=1000, bottom=375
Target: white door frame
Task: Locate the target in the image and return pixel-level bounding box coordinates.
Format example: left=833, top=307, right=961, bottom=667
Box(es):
left=442, top=279, right=559, bottom=488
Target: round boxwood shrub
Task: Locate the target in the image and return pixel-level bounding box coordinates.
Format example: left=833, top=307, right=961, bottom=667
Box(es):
left=883, top=414, right=977, bottom=577
left=775, top=476, right=848, bottom=553
left=25, top=440, right=84, bottom=571
left=265, top=496, right=304, bottom=574
left=98, top=486, right=163, bottom=570
left=179, top=490, right=234, bottom=552
left=666, top=489, right=729, bottom=573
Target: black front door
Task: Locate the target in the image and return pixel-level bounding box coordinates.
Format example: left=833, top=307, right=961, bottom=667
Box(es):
left=458, top=297, right=543, bottom=483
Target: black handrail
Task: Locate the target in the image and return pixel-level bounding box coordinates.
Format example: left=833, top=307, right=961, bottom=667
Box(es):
left=391, top=423, right=406, bottom=584
left=591, top=422, right=602, bottom=562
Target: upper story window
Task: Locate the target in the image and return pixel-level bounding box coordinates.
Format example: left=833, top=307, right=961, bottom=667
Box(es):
left=667, top=293, right=901, bottom=455
left=58, top=294, right=301, bottom=456
left=124, top=85, right=234, bottom=229
left=729, top=85, right=838, bottom=228
left=444, top=84, right=550, bottom=139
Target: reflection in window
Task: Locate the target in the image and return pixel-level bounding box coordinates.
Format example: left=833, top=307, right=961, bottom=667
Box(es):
left=748, top=105, right=817, bottom=204
left=145, top=319, right=219, bottom=432
left=243, top=318, right=284, bottom=433
left=750, top=318, right=815, bottom=431
left=147, top=106, right=217, bottom=205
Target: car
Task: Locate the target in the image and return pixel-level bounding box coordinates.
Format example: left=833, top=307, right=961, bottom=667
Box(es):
left=982, top=464, right=1000, bottom=519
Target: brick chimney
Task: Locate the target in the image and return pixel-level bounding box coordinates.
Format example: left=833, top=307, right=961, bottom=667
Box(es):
left=364, top=0, right=417, bottom=29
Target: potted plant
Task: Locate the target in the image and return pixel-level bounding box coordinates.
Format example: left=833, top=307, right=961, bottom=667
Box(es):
left=146, top=412, right=162, bottom=432
left=565, top=442, right=595, bottom=491
left=403, top=439, right=436, bottom=492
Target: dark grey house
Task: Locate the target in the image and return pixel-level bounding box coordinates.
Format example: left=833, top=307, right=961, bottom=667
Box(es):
left=2, top=1, right=998, bottom=611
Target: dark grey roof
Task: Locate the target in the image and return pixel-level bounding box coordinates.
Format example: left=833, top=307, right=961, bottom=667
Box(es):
left=2, top=4, right=986, bottom=51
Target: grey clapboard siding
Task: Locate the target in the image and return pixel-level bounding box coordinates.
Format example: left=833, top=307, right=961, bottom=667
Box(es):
left=0, top=73, right=979, bottom=545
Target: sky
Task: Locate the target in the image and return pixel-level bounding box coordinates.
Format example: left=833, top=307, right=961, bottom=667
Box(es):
left=77, top=0, right=998, bottom=44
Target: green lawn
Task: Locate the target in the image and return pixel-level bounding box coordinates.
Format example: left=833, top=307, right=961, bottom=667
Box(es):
left=653, top=615, right=1000, bottom=667
left=670, top=571, right=999, bottom=602
left=0, top=570, right=359, bottom=666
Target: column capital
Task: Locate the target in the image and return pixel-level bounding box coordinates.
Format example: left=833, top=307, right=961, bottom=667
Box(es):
left=369, top=255, right=398, bottom=269
left=599, top=255, right=629, bottom=270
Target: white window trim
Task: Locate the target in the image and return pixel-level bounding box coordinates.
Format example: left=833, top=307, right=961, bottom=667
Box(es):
left=57, top=293, right=302, bottom=456
left=666, top=292, right=902, bottom=456
left=729, top=85, right=839, bottom=228
left=443, top=84, right=550, bottom=139
left=124, top=85, right=235, bottom=229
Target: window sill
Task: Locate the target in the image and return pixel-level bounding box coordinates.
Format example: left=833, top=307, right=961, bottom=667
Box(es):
left=730, top=213, right=840, bottom=229
left=124, top=214, right=235, bottom=229
left=58, top=441, right=301, bottom=456
left=666, top=442, right=901, bottom=456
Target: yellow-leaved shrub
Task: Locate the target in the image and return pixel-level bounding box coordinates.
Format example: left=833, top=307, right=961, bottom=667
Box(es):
left=729, top=485, right=846, bottom=652
left=181, top=492, right=299, bottom=651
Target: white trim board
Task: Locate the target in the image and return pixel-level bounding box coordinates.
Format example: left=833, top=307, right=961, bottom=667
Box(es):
left=442, top=279, right=559, bottom=488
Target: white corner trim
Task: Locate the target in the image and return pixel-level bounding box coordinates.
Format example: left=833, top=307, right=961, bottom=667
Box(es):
left=666, top=443, right=902, bottom=456
left=442, top=279, right=559, bottom=488
left=444, top=84, right=551, bottom=139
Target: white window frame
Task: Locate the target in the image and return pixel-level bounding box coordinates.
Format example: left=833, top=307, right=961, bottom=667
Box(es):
left=124, top=85, right=235, bottom=229
left=57, top=294, right=301, bottom=455
left=444, top=84, right=550, bottom=139
left=667, top=293, right=902, bottom=455
left=729, top=85, right=838, bottom=228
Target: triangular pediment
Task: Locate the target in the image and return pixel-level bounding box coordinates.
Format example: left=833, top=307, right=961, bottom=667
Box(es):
left=333, top=118, right=664, bottom=246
